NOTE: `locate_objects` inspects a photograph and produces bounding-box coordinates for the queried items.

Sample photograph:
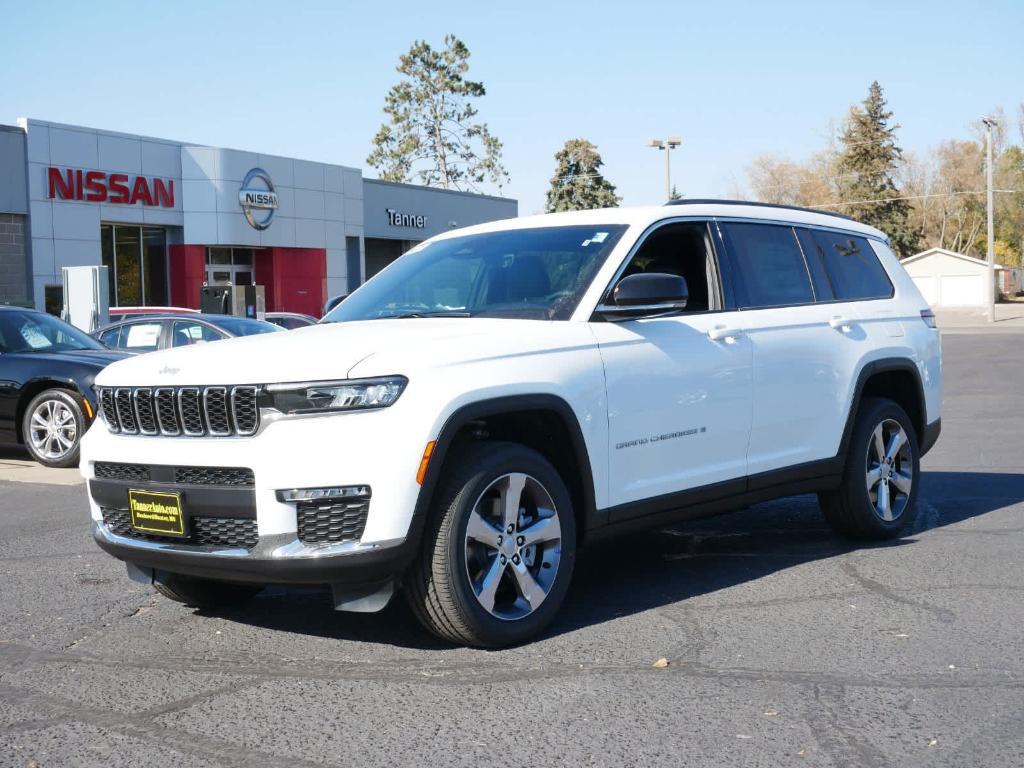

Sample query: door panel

[592,312,752,513]
[741,303,866,474]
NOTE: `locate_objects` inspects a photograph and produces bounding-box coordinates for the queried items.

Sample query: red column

[168,245,206,309]
[259,247,326,316]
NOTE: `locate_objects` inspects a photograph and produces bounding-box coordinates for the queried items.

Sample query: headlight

[266,376,407,414]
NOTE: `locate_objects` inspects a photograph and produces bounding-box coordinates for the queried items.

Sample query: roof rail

[664,198,855,221]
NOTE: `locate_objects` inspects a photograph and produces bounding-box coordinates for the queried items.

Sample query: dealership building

[0,118,517,316]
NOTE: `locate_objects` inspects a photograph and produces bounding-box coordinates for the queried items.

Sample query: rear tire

[153,572,264,609]
[405,441,576,648]
[819,397,920,540]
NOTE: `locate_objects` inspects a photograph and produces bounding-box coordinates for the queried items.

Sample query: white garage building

[902,247,1000,308]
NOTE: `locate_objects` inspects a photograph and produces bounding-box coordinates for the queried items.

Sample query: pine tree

[545,139,621,212]
[836,82,920,256]
[367,35,508,192]
[669,184,683,201]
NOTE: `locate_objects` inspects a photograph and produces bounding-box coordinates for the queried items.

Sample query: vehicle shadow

[204,470,1024,650]
[0,444,31,461]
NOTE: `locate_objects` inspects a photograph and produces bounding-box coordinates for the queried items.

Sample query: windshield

[323,224,628,322]
[0,310,105,354]
[215,317,284,337]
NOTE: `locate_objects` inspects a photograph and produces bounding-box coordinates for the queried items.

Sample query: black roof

[664,198,854,221]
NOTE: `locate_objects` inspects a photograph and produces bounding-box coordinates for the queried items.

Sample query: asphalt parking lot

[1,332,1022,768]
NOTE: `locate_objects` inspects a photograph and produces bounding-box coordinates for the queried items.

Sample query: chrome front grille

[97,386,260,437]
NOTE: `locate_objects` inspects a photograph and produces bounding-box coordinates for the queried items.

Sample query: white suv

[83,201,942,647]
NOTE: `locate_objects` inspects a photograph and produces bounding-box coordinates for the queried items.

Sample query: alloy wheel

[28,399,78,461]
[865,418,913,522]
[464,472,563,620]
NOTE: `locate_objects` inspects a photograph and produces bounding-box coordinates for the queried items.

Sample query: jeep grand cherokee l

[82,201,942,647]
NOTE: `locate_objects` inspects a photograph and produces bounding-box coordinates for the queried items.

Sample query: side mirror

[598,272,688,319]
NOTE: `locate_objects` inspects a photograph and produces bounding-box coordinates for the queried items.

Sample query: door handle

[708,326,742,343]
[829,316,854,332]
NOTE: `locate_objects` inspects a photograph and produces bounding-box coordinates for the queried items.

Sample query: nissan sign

[238,168,278,230]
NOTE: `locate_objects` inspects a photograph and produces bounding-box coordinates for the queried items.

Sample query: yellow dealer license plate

[128,490,186,537]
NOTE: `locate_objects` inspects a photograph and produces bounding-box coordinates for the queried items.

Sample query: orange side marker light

[416,441,436,485]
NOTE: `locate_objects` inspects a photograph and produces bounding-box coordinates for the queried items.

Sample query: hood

[9,348,130,368]
[94,318,594,387]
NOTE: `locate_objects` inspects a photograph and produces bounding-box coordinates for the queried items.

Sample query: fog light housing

[276,485,371,502]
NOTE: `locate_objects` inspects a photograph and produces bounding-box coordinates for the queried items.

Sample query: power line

[809,189,1020,209]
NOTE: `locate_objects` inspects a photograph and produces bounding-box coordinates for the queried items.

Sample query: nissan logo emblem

[238,168,279,230]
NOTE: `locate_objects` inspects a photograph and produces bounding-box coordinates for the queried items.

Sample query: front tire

[405,441,577,648]
[819,398,920,540]
[153,572,264,609]
[22,389,86,469]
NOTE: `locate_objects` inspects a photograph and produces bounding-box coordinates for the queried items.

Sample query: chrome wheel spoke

[519,515,561,547]
[499,473,527,530]
[475,556,505,613]
[511,559,547,606]
[31,413,49,430]
[876,481,892,521]
[872,425,886,463]
[885,429,907,462]
[866,464,883,490]
[466,510,501,548]
[891,470,913,495]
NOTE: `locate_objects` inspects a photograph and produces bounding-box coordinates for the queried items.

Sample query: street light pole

[983,117,997,324]
[646,136,682,201]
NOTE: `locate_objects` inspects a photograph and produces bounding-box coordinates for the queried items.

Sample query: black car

[265,311,318,330]
[91,313,282,353]
[0,307,127,468]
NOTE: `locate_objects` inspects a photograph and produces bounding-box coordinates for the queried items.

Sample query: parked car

[83,201,941,647]
[107,306,201,323]
[323,294,347,315]
[0,306,127,467]
[91,314,282,353]
[265,312,317,330]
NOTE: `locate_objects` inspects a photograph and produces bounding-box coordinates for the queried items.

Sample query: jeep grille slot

[115,388,137,434]
[99,389,120,432]
[96,386,261,438]
[134,388,158,435]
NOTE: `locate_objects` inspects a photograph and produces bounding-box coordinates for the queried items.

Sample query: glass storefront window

[143,228,168,306]
[205,247,257,286]
[102,224,169,307]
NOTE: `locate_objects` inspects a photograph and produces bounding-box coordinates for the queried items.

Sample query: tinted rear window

[801,229,893,301]
[722,223,813,308]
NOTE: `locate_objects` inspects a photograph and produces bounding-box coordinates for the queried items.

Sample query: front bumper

[92,520,420,586]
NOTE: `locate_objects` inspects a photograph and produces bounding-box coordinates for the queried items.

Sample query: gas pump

[61,265,110,331]
[199,285,266,320]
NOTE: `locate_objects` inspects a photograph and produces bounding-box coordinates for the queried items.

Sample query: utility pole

[983,117,997,323]
[646,136,682,201]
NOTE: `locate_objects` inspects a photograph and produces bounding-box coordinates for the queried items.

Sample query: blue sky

[3,0,1021,213]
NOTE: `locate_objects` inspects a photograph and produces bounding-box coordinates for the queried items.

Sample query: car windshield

[214,317,284,337]
[323,224,628,322]
[0,310,104,354]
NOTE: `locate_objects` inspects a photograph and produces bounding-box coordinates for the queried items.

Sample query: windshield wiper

[385,310,473,319]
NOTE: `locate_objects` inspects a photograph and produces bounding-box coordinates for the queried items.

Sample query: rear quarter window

[802,229,893,301]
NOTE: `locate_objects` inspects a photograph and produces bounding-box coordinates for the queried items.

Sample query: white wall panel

[294,217,326,249]
[141,141,180,177]
[98,134,142,173]
[49,127,98,167]
[52,201,100,240]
